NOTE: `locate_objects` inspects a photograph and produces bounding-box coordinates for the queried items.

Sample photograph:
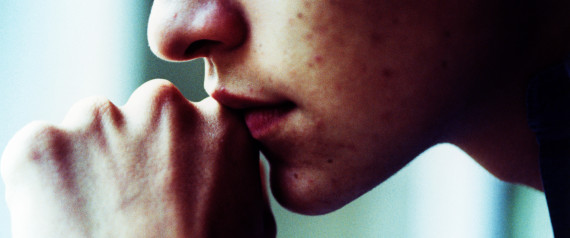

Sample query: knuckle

[74,96,115,118]
[62,96,123,131]
[1,121,70,181]
[125,79,197,124]
[143,79,185,107]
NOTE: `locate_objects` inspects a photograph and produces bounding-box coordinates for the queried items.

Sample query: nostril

[184,40,221,58]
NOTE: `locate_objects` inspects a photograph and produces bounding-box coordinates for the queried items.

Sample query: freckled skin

[148,0,570,215]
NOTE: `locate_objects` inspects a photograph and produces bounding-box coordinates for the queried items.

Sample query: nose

[147,0,248,61]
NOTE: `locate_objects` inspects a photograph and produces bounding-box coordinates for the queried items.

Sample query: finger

[122,79,199,130]
[196,96,252,142]
[1,121,68,186]
[0,121,84,237]
[60,96,123,133]
[259,158,277,237]
[0,120,77,231]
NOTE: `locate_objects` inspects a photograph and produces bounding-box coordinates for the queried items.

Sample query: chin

[268,165,365,215]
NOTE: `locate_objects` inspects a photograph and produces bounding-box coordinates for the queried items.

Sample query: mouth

[210,87,296,139]
[243,102,295,139]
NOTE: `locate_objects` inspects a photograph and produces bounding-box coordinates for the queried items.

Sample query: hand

[1,79,275,238]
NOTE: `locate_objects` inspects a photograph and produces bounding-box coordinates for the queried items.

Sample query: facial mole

[294,173,299,179]
[327,159,333,164]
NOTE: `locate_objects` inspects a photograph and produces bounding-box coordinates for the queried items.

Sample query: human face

[148,0,528,214]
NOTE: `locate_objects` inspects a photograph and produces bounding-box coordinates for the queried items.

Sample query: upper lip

[210,87,293,110]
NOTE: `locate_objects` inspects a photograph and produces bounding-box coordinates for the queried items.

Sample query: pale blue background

[0,1,553,237]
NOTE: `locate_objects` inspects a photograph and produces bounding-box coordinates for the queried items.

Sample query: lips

[210,87,296,139]
[243,102,295,138]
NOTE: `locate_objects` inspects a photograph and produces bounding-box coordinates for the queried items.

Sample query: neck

[445,61,543,190]
[450,97,542,190]
[443,5,570,190]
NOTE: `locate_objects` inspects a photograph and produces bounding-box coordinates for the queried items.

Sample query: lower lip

[244,103,295,139]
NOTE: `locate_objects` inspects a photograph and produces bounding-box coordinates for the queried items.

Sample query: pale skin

[2,81,275,237]
[3,0,570,237]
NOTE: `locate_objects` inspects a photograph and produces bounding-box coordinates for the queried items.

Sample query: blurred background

[0,1,553,237]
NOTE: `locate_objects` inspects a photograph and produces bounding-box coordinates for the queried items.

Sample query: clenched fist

[1,79,276,237]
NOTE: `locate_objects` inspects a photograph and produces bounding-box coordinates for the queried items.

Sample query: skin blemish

[294,173,299,179]
[297,13,304,19]
[308,55,323,68]
[313,55,324,63]
[327,159,333,164]
[304,33,314,40]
